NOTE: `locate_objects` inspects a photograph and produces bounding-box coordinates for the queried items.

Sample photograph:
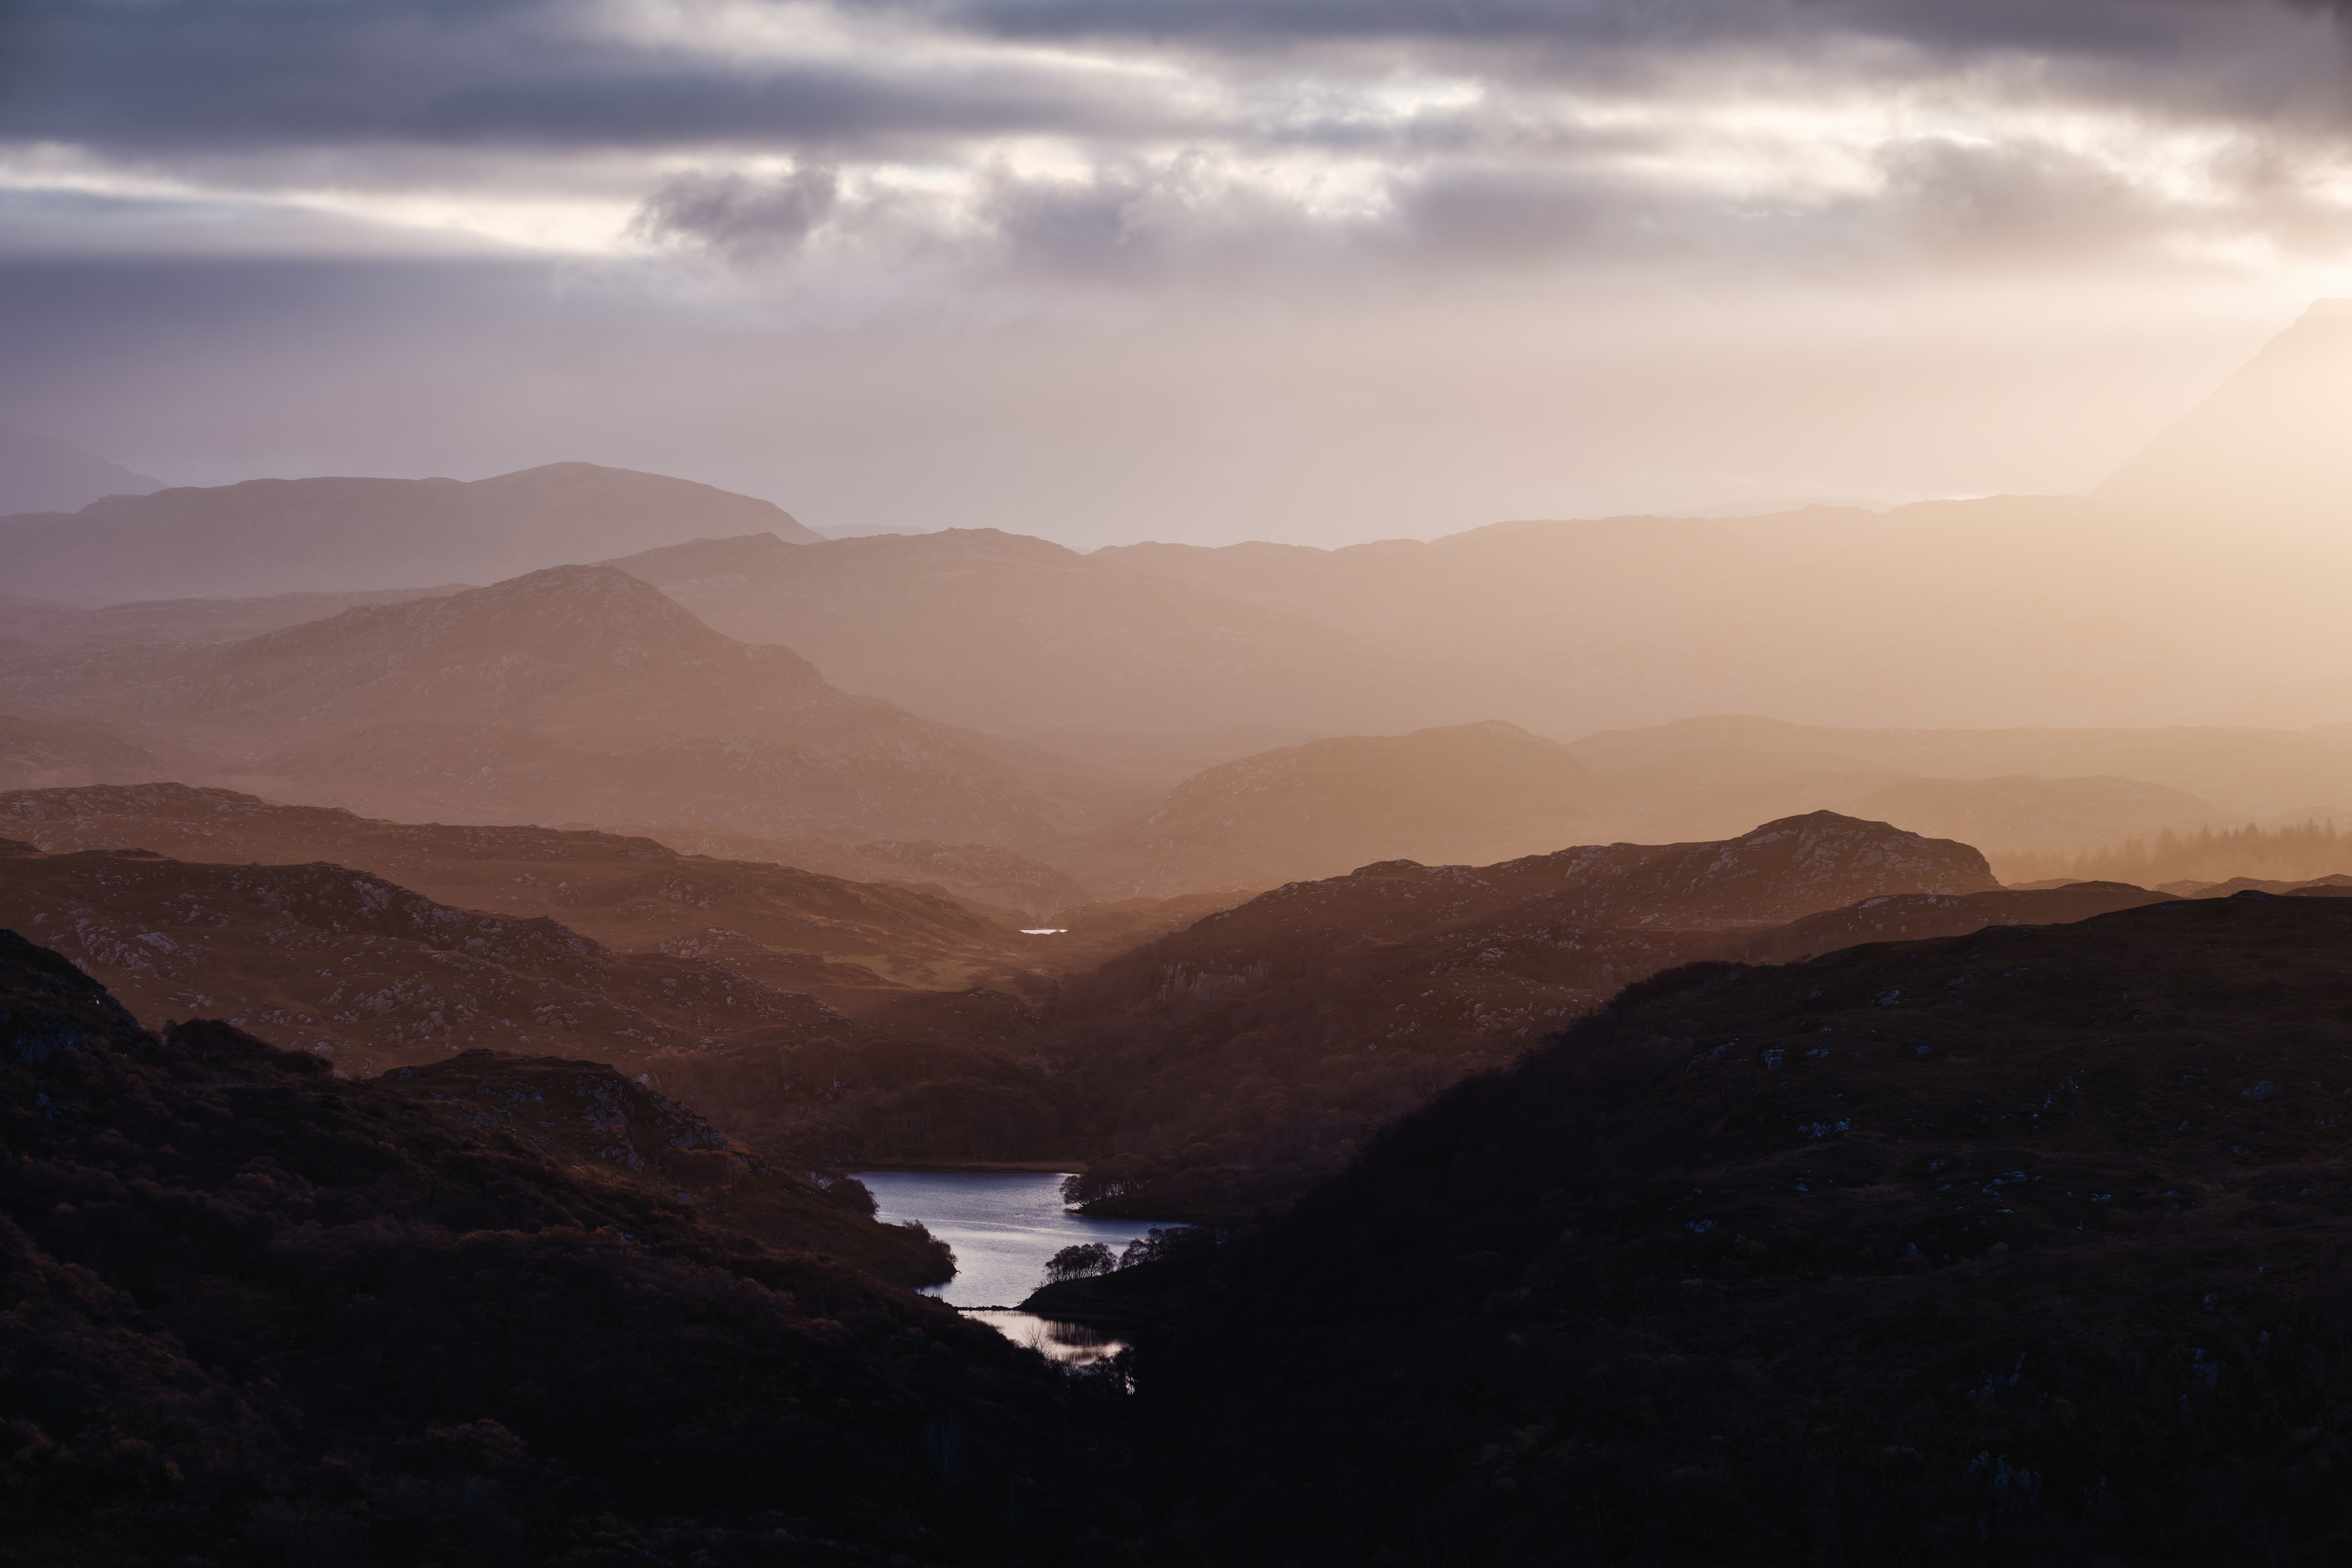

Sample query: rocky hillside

[0,823,1097,1166]
[1049,813,1999,1214]
[0,783,1058,991]
[1066,721,1598,898]
[0,461,818,600]
[0,837,860,1079]
[0,929,1120,1565]
[1144,892,2352,1563]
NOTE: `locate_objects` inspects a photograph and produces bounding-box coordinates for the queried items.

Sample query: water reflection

[962,1311,1128,1367]
[855,1169,1158,1309]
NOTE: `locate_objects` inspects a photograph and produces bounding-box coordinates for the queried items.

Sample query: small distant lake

[855,1169,1166,1365]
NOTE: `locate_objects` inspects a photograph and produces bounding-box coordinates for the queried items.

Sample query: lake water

[854,1169,1162,1365]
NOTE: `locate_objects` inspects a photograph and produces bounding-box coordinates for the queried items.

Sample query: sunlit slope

[2100,297,2352,519]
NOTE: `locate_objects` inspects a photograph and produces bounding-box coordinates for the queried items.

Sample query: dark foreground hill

[1131,893,2352,1565]
[0,929,1133,1567]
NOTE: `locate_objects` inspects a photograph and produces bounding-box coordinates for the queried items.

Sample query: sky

[3,0,2351,548]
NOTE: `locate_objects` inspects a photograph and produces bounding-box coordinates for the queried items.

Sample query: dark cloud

[632,167,841,261]
[3,0,2341,166]
[0,0,1168,153]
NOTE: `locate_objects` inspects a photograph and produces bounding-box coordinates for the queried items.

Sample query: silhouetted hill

[0,928,1123,1565]
[1068,721,1596,897]
[0,462,818,601]
[0,423,164,513]
[1145,893,2352,1563]
[1049,813,1998,1214]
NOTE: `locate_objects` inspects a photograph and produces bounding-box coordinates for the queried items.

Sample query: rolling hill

[1048,811,2004,1214]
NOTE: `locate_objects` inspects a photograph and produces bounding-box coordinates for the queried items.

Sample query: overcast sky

[3,0,2350,546]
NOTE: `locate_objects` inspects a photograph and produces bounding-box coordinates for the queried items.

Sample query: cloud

[632,166,841,261]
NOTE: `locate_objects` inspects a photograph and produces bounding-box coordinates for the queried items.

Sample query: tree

[1045,1243,1118,1283]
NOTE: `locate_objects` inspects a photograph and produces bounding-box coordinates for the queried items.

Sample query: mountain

[1066,721,1598,899]
[0,423,164,514]
[0,928,1120,1565]
[604,529,1432,761]
[1136,893,2352,1563]
[1048,811,1999,1214]
[0,462,818,601]
[1084,495,2352,735]
[0,565,1094,847]
[2099,298,2352,518]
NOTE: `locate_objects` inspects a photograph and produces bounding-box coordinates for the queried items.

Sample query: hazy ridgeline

[1995,819,2352,889]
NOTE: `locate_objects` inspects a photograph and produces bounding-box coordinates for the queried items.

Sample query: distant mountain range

[0,461,816,601]
[0,565,1134,847]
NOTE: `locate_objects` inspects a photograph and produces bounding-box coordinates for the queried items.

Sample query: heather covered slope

[0,783,1058,991]
[1050,813,2000,1213]
[0,461,818,601]
[1067,721,1597,898]
[0,833,1104,1166]
[1146,893,2352,1565]
[0,837,863,1079]
[0,929,1128,1566]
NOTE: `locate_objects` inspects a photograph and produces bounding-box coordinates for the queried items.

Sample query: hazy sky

[4,0,2351,547]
